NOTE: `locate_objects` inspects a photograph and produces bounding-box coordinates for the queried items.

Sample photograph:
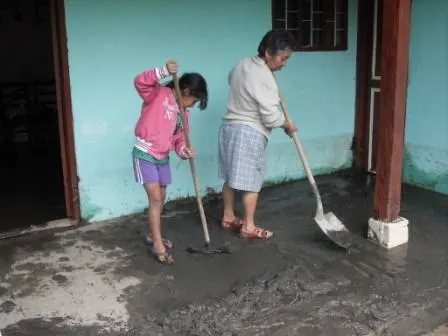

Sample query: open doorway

[0,0,79,234]
[354,0,383,174]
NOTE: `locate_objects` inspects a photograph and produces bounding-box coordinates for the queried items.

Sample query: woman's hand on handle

[282,120,297,137]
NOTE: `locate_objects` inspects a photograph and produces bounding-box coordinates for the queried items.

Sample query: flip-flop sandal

[240,227,274,239]
[221,218,244,231]
[145,236,174,249]
[151,249,174,265]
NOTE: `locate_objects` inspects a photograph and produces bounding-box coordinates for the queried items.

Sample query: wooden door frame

[354,0,412,173]
[50,0,80,221]
[354,0,376,171]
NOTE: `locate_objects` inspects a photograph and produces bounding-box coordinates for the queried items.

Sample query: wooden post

[374,0,411,221]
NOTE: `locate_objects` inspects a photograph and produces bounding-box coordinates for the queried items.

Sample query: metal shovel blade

[314,212,357,249]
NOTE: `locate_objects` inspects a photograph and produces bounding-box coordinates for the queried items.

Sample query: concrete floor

[0,171,448,336]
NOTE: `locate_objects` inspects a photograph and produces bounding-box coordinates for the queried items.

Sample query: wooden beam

[374,0,411,221]
[50,0,81,220]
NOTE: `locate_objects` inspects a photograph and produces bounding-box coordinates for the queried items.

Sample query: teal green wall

[64,0,358,221]
[404,0,448,195]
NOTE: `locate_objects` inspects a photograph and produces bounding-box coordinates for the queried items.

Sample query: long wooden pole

[172,75,210,245]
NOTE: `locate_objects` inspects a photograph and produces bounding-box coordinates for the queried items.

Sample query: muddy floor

[1,171,448,335]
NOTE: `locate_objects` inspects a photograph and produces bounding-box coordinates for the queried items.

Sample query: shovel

[277,88,355,249]
[172,73,232,255]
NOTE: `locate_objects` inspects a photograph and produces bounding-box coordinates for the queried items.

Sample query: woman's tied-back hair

[166,73,208,110]
[257,30,296,57]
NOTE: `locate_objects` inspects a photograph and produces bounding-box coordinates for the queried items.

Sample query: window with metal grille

[272,0,349,51]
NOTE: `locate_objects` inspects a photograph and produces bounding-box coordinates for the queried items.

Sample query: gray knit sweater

[222,56,285,138]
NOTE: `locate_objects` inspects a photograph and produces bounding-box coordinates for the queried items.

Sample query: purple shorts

[133,157,172,186]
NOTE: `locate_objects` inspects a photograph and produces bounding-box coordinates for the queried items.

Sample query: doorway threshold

[0,218,78,241]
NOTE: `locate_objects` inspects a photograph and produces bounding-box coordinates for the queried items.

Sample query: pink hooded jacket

[133,66,189,160]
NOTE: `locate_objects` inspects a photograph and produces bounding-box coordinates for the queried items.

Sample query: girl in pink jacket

[132,60,208,264]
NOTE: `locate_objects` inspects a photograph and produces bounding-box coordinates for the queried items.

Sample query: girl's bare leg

[144,183,165,253]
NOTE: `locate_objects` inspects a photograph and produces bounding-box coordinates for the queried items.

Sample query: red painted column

[374,0,412,221]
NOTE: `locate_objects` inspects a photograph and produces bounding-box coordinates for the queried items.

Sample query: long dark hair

[166,73,208,110]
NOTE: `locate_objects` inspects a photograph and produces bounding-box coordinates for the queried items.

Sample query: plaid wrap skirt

[218,123,267,192]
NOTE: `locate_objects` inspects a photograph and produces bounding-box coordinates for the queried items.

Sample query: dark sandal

[146,237,173,249]
[152,250,174,265]
[240,227,273,239]
[222,218,244,231]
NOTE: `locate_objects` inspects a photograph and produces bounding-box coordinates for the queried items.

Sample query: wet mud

[1,171,448,335]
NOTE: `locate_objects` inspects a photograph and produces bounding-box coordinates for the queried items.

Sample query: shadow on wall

[403,145,448,195]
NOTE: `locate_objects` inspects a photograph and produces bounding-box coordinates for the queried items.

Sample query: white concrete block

[368,216,409,249]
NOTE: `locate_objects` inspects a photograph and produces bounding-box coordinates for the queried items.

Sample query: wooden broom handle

[173,74,210,244]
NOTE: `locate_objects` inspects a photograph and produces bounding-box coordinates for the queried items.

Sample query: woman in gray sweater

[218,30,297,239]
